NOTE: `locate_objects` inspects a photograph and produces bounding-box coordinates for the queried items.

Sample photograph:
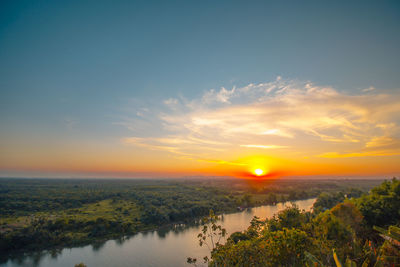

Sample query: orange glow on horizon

[1,141,399,178]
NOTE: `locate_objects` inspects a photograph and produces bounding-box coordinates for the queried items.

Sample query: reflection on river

[2,198,315,267]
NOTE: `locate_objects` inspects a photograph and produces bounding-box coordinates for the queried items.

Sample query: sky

[0,0,399,178]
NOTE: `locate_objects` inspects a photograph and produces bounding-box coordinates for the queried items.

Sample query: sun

[254,168,264,176]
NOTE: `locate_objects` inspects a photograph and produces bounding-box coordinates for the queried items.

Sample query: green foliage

[313,192,346,213]
[0,179,239,255]
[373,225,400,265]
[354,178,400,227]
[204,205,314,266]
[313,188,363,214]
[331,202,363,233]
[228,231,251,243]
[202,178,399,267]
[197,210,227,250]
[211,227,310,266]
[187,210,227,265]
[305,250,324,267]
[0,177,381,260]
[267,203,308,231]
[239,193,253,206]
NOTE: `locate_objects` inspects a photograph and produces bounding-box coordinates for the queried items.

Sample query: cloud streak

[121,78,400,166]
[240,145,289,149]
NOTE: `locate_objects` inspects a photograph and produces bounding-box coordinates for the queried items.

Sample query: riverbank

[0,195,314,263]
[2,198,317,267]
[1,178,381,263]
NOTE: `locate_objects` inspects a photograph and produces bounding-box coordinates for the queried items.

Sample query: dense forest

[0,177,381,263]
[192,178,400,266]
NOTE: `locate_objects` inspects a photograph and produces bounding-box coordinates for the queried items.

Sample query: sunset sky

[1,1,399,178]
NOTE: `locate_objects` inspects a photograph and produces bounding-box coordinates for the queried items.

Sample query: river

[2,198,315,267]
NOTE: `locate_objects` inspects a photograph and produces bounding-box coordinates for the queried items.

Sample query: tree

[355,178,400,227]
[187,210,227,266]
[330,202,363,234]
[211,227,310,266]
[313,192,345,213]
[267,204,307,231]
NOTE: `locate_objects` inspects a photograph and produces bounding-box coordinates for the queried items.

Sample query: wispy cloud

[261,129,293,138]
[240,145,289,149]
[362,86,376,92]
[319,151,400,158]
[64,117,78,130]
[120,77,400,163]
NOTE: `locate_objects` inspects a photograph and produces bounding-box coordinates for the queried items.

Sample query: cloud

[365,136,398,148]
[318,136,400,158]
[196,158,247,166]
[261,129,293,138]
[319,151,400,158]
[240,145,289,149]
[362,86,376,92]
[64,117,78,130]
[120,77,400,163]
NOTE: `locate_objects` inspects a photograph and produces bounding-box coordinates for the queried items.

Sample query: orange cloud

[121,78,400,175]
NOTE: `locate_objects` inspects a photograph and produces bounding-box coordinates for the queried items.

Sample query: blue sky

[1,1,400,177]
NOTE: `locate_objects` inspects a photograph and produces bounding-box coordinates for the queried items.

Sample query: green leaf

[344,257,356,267]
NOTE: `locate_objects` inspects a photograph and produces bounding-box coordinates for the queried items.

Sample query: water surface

[2,198,315,267]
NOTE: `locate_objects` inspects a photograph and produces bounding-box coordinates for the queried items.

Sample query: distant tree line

[0,177,380,259]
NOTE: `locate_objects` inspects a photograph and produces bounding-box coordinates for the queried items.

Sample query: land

[207,178,400,266]
[0,177,383,262]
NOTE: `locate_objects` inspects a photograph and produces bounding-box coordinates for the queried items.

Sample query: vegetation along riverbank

[0,177,382,262]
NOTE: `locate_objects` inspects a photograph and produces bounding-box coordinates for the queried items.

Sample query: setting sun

[0,1,399,266]
[254,168,264,176]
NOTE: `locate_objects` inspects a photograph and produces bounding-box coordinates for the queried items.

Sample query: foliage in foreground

[193,178,400,266]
